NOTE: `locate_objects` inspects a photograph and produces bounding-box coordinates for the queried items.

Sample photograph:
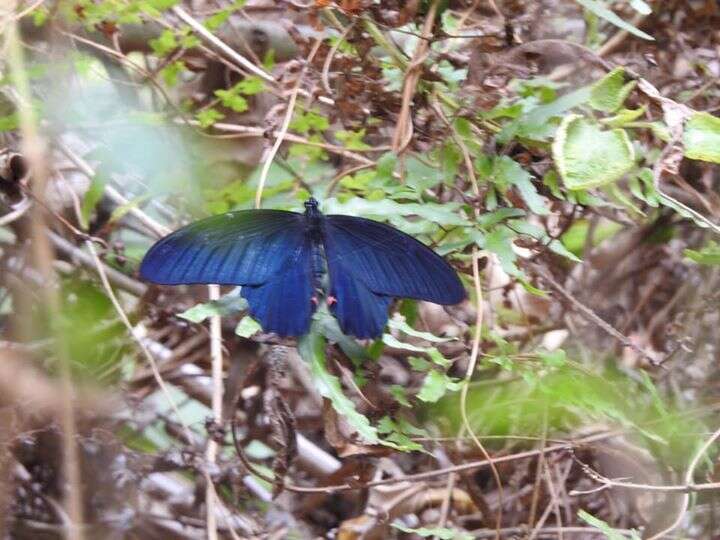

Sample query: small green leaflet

[578,510,641,540]
[684,242,720,265]
[391,521,473,540]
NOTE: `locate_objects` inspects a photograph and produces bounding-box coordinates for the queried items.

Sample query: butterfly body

[140,198,465,338]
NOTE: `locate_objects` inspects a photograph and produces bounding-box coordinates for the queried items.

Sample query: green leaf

[498,86,592,144]
[178,288,247,323]
[108,194,152,226]
[149,29,178,56]
[388,315,456,343]
[684,112,720,164]
[392,521,473,540]
[590,67,637,112]
[684,242,720,265]
[383,334,428,352]
[79,175,106,230]
[484,227,521,277]
[538,349,566,367]
[196,108,225,128]
[492,156,549,215]
[0,113,19,132]
[602,106,646,128]
[417,370,462,403]
[204,10,230,31]
[298,330,380,444]
[235,315,261,337]
[553,114,635,189]
[235,76,265,95]
[574,0,654,40]
[376,417,423,451]
[290,111,329,134]
[335,129,371,150]
[160,60,186,87]
[215,89,248,113]
[578,510,641,540]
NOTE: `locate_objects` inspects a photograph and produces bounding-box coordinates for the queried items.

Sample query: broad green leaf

[684,243,720,265]
[683,112,720,164]
[235,315,261,337]
[178,288,247,323]
[574,0,654,40]
[417,370,462,403]
[553,114,635,189]
[590,67,637,112]
[298,330,380,444]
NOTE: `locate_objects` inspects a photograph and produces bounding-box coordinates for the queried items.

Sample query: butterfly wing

[140,210,314,336]
[322,214,465,338]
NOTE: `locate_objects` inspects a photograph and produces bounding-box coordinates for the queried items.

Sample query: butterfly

[139,198,466,338]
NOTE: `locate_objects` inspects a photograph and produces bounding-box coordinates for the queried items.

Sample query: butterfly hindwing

[328,266,393,339]
[322,215,466,303]
[241,237,314,337]
[321,214,465,338]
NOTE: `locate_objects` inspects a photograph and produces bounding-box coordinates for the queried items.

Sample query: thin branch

[171,6,275,85]
[255,37,322,209]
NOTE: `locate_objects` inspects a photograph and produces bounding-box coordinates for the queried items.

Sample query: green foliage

[298,329,382,445]
[574,0,654,40]
[196,107,225,128]
[417,370,462,403]
[683,112,720,164]
[590,67,637,112]
[391,521,473,540]
[684,242,720,265]
[178,288,247,322]
[578,510,641,539]
[553,114,635,189]
[235,315,261,337]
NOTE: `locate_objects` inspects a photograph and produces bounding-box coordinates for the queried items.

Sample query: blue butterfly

[139,198,466,338]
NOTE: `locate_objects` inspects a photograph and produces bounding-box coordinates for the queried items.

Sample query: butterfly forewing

[139,210,305,285]
[139,209,316,336]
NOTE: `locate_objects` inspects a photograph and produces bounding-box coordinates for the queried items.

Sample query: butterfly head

[304,197,321,218]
